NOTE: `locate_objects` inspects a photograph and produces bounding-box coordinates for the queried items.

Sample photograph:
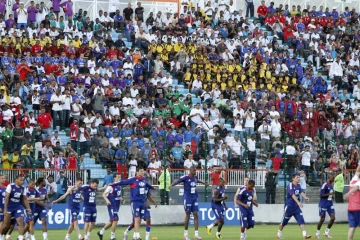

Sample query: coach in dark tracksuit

[265,166,278,204]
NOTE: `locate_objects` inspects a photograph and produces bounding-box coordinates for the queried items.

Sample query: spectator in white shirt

[270,116,282,138]
[50,89,63,130]
[189,103,204,129]
[300,145,312,179]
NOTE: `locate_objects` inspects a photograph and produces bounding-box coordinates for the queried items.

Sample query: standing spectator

[258,119,271,153]
[134,2,144,22]
[128,154,137,178]
[103,168,114,186]
[16,2,27,28]
[334,168,344,203]
[257,0,268,24]
[123,3,133,21]
[60,0,73,20]
[265,166,277,204]
[244,108,256,135]
[27,1,37,25]
[20,142,34,168]
[12,121,24,151]
[37,108,53,139]
[50,89,64,131]
[245,0,254,17]
[247,134,256,169]
[12,0,20,22]
[300,145,311,179]
[159,166,170,205]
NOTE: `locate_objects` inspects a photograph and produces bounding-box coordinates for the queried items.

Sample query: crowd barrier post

[244,132,249,176]
[204,133,208,202]
[77,127,81,174]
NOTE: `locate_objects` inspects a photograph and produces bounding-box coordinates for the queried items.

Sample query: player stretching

[53,177,84,240]
[344,164,360,240]
[79,179,102,240]
[206,178,228,239]
[0,175,31,240]
[98,173,122,240]
[111,167,154,240]
[316,174,336,239]
[277,173,311,240]
[33,178,51,240]
[171,166,209,240]
[123,183,158,240]
[24,179,42,240]
[236,179,258,240]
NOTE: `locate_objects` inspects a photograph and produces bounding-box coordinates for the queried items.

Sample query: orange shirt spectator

[16,60,30,81]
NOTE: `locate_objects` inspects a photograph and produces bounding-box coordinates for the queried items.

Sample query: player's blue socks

[146,224,151,232]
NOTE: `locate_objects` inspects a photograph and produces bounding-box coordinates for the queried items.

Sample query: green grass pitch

[28,224,351,239]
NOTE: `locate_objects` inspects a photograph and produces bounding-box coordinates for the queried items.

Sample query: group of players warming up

[1,165,360,240]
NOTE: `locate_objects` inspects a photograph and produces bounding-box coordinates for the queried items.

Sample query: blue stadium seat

[192,98,201,105]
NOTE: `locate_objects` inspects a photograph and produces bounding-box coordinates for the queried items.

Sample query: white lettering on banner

[55,211,64,224]
[46,209,84,226]
[199,207,241,222]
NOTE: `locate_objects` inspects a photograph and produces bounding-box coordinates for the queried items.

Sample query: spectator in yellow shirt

[20,142,34,168]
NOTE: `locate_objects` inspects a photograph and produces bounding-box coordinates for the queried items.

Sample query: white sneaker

[183,235,191,240]
[315,232,321,238]
[323,232,332,238]
[276,233,284,239]
[195,235,202,240]
[123,232,128,240]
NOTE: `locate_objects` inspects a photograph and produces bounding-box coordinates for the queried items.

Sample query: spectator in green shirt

[334,168,344,203]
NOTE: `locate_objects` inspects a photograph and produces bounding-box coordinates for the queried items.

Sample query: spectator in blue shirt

[170,142,183,168]
[103,168,114,186]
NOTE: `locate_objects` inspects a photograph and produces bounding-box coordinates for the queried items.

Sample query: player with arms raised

[316,173,336,238]
[236,179,258,240]
[53,177,84,240]
[111,167,154,240]
[206,178,228,239]
[276,173,311,240]
[344,164,360,240]
[0,175,31,240]
[98,173,122,240]
[171,166,209,240]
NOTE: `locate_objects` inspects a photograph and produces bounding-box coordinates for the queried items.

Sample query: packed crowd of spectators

[0,0,359,186]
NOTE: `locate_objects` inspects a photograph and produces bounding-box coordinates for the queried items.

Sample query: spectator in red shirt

[271,153,283,170]
[284,27,294,46]
[16,59,30,81]
[37,108,53,140]
[257,0,268,24]
[31,40,42,55]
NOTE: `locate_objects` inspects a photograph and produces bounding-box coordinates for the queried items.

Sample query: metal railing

[0,169,88,185]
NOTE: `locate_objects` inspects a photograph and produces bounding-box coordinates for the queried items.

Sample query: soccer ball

[151,237,158,240]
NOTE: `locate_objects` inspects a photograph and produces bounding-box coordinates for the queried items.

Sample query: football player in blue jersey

[0,175,31,240]
[98,173,122,240]
[236,179,258,240]
[206,178,228,239]
[0,175,6,231]
[123,182,158,240]
[277,173,311,240]
[79,179,104,240]
[33,178,51,240]
[23,179,42,240]
[111,167,154,240]
[0,174,17,240]
[316,173,336,238]
[171,166,209,240]
[53,177,84,240]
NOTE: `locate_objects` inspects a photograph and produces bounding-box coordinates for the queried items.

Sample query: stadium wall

[39,203,348,229]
